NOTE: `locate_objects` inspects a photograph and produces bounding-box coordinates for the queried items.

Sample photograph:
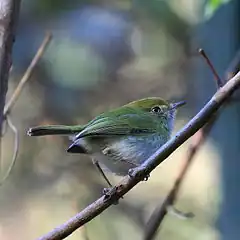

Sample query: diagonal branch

[0,115,19,186]
[38,70,240,240]
[4,32,52,116]
[198,49,223,87]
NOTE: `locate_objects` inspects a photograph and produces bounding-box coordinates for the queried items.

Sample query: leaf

[204,0,232,20]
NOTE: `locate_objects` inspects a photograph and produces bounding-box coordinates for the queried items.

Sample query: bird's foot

[143,174,150,181]
[128,167,150,181]
[103,186,123,205]
[102,187,112,195]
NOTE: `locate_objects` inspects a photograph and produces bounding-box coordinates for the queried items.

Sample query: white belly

[90,134,168,176]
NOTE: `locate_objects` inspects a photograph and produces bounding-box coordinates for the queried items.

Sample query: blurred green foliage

[204,0,232,19]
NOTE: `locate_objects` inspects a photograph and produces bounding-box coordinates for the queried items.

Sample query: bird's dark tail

[27,125,84,136]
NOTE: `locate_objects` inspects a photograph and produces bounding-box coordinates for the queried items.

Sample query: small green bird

[28,97,185,185]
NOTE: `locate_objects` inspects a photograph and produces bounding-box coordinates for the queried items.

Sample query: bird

[28,97,185,186]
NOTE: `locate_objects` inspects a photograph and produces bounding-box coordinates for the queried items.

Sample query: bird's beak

[170,100,186,110]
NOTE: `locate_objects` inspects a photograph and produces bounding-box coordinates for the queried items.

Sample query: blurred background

[0,0,240,239]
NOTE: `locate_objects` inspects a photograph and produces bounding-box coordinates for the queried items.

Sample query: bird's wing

[74,107,157,140]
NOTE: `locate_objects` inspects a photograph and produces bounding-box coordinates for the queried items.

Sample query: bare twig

[37,71,240,240]
[4,32,52,116]
[0,33,52,185]
[0,115,19,185]
[199,48,223,87]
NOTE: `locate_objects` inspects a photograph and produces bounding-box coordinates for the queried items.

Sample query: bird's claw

[103,186,123,205]
[128,167,150,181]
[128,168,135,178]
[102,187,111,195]
[143,174,150,181]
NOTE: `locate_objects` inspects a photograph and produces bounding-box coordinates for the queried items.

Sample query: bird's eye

[151,106,162,113]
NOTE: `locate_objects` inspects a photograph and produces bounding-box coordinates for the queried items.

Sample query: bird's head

[125,97,186,132]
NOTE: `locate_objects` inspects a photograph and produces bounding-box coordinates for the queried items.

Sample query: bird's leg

[92,159,113,188]
[92,159,122,204]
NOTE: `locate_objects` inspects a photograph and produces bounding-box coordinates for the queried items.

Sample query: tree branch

[0,0,21,135]
[198,49,223,87]
[38,70,240,240]
[4,32,52,116]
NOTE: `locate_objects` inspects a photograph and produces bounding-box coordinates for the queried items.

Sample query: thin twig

[4,32,52,116]
[198,48,223,87]
[0,115,19,186]
[37,70,240,240]
[0,32,52,185]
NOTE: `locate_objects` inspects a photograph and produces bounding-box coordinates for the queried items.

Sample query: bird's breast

[108,134,168,165]
[80,133,168,176]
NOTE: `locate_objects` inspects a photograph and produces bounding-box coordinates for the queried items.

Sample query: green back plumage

[74,97,171,140]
